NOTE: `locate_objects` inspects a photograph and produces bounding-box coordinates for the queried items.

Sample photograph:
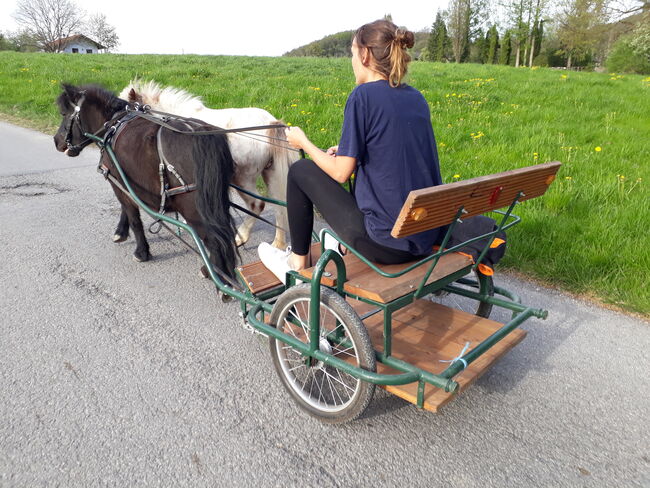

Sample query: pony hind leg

[113,209,130,242]
[262,162,289,250]
[231,180,265,247]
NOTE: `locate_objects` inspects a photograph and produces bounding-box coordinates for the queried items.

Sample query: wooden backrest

[391,161,562,238]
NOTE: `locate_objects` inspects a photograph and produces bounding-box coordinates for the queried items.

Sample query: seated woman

[259,19,443,282]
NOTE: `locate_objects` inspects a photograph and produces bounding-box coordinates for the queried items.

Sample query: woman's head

[352,19,415,87]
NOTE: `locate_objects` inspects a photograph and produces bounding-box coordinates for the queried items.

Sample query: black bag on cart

[446,215,507,277]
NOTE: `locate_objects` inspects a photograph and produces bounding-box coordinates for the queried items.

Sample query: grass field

[0,52,648,315]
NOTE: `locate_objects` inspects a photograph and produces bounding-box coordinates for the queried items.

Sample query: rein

[96,106,289,234]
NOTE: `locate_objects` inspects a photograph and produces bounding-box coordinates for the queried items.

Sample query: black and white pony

[54,83,239,284]
[120,79,296,250]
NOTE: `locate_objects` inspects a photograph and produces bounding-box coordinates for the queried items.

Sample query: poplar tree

[427,11,449,62]
[448,0,487,63]
[486,24,500,63]
[499,30,513,64]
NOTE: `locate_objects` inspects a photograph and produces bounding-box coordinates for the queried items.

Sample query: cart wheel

[269,284,376,423]
[430,270,494,318]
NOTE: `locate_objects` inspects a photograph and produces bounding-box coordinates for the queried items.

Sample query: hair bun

[395,28,415,49]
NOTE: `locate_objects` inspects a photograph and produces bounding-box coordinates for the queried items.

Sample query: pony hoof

[235,235,246,247]
[133,252,150,262]
[200,265,209,278]
[221,292,234,303]
[113,234,128,243]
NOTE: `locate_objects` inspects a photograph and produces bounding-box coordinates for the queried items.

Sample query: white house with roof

[47,34,105,53]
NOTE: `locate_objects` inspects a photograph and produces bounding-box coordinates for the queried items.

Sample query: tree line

[421,0,648,73]
[284,3,648,74]
[0,0,119,52]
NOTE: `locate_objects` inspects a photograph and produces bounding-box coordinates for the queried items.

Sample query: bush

[532,53,549,67]
[607,37,650,74]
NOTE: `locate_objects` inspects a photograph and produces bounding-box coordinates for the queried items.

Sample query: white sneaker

[323,233,343,256]
[258,242,292,285]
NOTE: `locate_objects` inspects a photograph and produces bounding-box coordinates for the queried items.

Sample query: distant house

[46,34,105,54]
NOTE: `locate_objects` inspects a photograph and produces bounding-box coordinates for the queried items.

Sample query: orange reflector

[410,207,428,221]
[545,174,556,185]
[457,251,475,263]
[478,264,494,276]
[490,238,506,249]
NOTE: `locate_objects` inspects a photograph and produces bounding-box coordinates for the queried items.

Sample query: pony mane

[58,83,127,115]
[120,78,206,115]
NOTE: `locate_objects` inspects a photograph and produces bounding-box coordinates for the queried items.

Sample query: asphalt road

[1,121,648,487]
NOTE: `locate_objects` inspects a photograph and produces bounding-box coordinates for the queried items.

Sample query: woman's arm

[285,127,356,184]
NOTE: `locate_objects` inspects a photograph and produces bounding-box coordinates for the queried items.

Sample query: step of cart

[237,243,473,300]
[351,298,527,412]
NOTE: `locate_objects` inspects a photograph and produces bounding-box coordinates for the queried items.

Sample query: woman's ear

[362,47,371,66]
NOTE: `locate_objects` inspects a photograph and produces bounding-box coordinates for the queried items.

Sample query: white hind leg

[262,164,289,250]
[232,180,265,247]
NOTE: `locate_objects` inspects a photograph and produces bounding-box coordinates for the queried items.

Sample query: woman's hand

[284,126,309,150]
[326,145,339,156]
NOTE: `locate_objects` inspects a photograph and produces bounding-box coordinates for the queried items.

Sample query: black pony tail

[192,133,238,282]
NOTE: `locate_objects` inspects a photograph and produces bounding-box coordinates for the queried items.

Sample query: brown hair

[354,19,415,87]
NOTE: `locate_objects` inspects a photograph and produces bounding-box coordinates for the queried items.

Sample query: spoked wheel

[269,284,376,423]
[429,270,494,318]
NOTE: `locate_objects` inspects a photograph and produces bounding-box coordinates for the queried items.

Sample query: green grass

[1,52,649,315]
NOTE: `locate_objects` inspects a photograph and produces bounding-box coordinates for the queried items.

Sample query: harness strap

[99,164,286,233]
[133,111,286,136]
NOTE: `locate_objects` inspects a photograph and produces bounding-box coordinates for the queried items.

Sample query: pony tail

[388,29,414,87]
[192,133,239,281]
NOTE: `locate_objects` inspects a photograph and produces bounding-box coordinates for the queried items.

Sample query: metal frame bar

[91,134,548,408]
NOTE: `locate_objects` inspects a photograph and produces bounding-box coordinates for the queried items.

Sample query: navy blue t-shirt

[337,80,443,255]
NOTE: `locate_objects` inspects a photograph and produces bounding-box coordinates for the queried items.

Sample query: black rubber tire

[473,271,494,318]
[268,284,376,424]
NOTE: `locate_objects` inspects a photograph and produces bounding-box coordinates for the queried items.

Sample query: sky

[1,0,450,56]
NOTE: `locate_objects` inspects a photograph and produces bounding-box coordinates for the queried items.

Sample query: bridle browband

[64,91,96,153]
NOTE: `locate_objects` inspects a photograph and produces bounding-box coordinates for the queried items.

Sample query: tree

[526,0,549,67]
[471,27,487,62]
[448,0,470,62]
[448,0,487,62]
[84,13,119,52]
[486,24,500,63]
[13,0,84,52]
[557,0,608,68]
[505,0,532,67]
[427,11,450,62]
[499,29,513,64]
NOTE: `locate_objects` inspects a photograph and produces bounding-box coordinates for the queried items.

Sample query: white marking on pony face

[74,105,81,113]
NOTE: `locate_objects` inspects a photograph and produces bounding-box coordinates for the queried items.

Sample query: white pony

[119,79,296,249]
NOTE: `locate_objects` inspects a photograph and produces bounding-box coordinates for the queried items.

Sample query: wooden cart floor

[350,299,526,412]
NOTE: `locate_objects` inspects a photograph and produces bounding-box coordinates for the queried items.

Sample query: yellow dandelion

[453,174,461,179]
[290,104,297,107]
[565,176,572,180]
[595,146,602,152]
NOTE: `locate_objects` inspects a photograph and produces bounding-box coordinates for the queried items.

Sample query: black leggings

[287,159,420,265]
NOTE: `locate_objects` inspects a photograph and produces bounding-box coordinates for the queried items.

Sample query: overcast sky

[1,0,450,56]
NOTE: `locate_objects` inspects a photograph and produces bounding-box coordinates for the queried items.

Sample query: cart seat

[237,242,473,302]
[238,162,562,300]
[298,249,472,303]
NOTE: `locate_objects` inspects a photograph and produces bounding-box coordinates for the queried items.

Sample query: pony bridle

[65,92,95,153]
